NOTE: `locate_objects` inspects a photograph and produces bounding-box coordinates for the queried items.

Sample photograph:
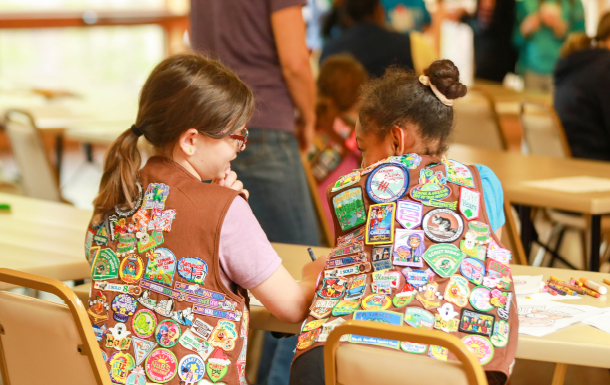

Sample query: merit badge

[318,277,347,299]
[488,248,512,265]
[144,248,177,286]
[487,259,511,279]
[496,293,512,321]
[91,248,119,280]
[344,274,366,300]
[132,309,157,338]
[85,229,95,258]
[416,282,442,309]
[325,262,371,278]
[146,348,177,383]
[462,335,494,365]
[133,337,157,365]
[371,281,392,294]
[371,244,392,261]
[388,153,422,169]
[177,257,208,284]
[422,244,465,277]
[326,253,367,269]
[155,319,181,348]
[490,320,510,348]
[100,350,108,363]
[119,255,144,284]
[209,320,238,351]
[360,157,390,175]
[297,328,321,350]
[393,283,416,307]
[111,294,137,323]
[333,188,366,232]
[206,349,231,382]
[434,303,459,333]
[444,275,471,307]
[318,317,347,343]
[410,168,452,207]
[361,294,391,310]
[396,200,424,230]
[490,289,512,310]
[366,163,410,203]
[350,310,403,349]
[422,208,464,243]
[468,221,491,243]
[191,318,214,340]
[92,324,108,342]
[461,231,487,261]
[372,270,400,287]
[401,267,435,288]
[428,345,448,361]
[443,158,475,188]
[337,227,366,247]
[126,366,146,385]
[460,257,486,285]
[459,186,480,221]
[133,208,150,232]
[179,330,213,360]
[331,171,361,192]
[87,290,109,323]
[459,308,494,337]
[143,183,170,210]
[137,230,163,253]
[365,202,396,244]
[302,318,329,332]
[117,233,136,255]
[400,342,428,354]
[94,221,109,245]
[137,289,157,310]
[332,300,361,316]
[469,286,494,312]
[372,259,393,271]
[88,245,100,266]
[106,322,132,351]
[329,241,364,258]
[404,307,435,329]
[178,354,206,383]
[393,229,426,267]
[109,352,135,385]
[310,300,338,319]
[148,209,176,232]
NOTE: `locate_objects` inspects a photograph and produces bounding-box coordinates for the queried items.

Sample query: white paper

[513,275,544,295]
[582,310,610,334]
[517,299,608,337]
[517,293,582,302]
[522,176,610,193]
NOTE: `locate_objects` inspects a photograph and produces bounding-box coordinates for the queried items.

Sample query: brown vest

[85,157,249,385]
[293,154,518,380]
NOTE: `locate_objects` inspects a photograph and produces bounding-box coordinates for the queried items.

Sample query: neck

[156,148,202,180]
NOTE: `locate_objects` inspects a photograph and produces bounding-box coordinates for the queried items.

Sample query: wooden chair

[324,320,488,385]
[300,153,335,247]
[501,195,528,266]
[0,268,110,385]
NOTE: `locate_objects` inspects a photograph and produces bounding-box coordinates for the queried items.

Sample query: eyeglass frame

[229,127,248,152]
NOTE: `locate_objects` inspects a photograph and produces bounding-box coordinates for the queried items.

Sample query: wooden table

[448,144,610,271]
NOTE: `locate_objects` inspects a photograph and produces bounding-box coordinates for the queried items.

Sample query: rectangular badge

[371,245,392,261]
[326,253,367,269]
[350,310,403,349]
[336,227,366,247]
[329,241,364,258]
[396,200,424,230]
[393,229,426,267]
[459,186,480,221]
[459,308,494,337]
[193,304,240,321]
[325,262,371,278]
[174,281,226,301]
[365,202,396,245]
[333,188,367,232]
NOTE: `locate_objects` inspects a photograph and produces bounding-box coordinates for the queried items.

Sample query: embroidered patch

[132,309,157,338]
[396,200,424,230]
[178,354,206,383]
[106,322,132,351]
[422,208,464,243]
[302,318,329,332]
[155,319,181,348]
[459,308,495,337]
[434,303,459,332]
[400,342,428,354]
[109,351,135,384]
[459,186,481,220]
[428,345,448,361]
[443,158,475,188]
[91,248,119,280]
[328,241,364,258]
[324,262,371,278]
[401,267,435,288]
[176,257,208,284]
[332,300,361,316]
[361,294,391,310]
[365,202,396,244]
[336,227,366,247]
[119,255,144,284]
[371,244,392,261]
[317,277,348,299]
[331,171,361,192]
[146,348,177,383]
[111,294,137,323]
[132,336,157,365]
[469,286,494,312]
[387,153,422,169]
[444,275,471,307]
[490,320,510,347]
[144,183,170,210]
[310,300,338,319]
[148,209,176,232]
[460,257,486,285]
[366,163,410,203]
[206,349,231,381]
[350,310,403,349]
[144,248,177,286]
[462,335,494,365]
[344,274,367,300]
[422,244,465,277]
[404,307,435,329]
[410,168,451,206]
[393,283,416,307]
[393,229,426,267]
[333,187,367,232]
[326,253,367,269]
[209,320,238,351]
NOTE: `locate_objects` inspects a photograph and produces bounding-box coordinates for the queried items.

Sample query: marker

[604,279,610,286]
[579,277,607,295]
[307,248,316,261]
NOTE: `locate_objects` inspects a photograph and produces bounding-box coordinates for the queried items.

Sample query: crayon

[571,278,583,287]
[550,276,564,283]
[307,248,316,261]
[604,279,610,286]
[547,284,568,296]
[550,284,578,296]
[579,277,607,295]
[550,281,586,294]
[582,287,601,298]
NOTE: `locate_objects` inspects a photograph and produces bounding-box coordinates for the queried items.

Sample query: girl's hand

[301,253,328,284]
[521,13,540,36]
[213,168,250,200]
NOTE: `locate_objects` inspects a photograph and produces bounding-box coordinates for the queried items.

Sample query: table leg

[55,132,64,177]
[518,205,534,262]
[551,363,567,385]
[84,143,93,163]
[589,215,601,272]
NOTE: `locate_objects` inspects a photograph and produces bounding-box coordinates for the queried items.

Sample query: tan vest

[293,154,518,379]
[85,157,249,385]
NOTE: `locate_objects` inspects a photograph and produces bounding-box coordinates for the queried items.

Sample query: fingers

[224,170,238,187]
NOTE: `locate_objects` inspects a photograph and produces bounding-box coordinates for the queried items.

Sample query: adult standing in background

[382,0,431,33]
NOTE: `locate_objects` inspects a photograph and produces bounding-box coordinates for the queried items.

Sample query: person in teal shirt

[382,0,431,32]
[513,0,585,91]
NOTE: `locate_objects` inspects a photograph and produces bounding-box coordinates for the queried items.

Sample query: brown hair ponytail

[560,12,610,58]
[92,53,254,218]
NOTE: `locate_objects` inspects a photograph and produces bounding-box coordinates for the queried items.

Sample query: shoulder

[475,165,503,192]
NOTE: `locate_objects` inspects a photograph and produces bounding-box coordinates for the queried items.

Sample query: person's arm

[271,6,316,151]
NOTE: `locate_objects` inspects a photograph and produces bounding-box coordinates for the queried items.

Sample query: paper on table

[582,309,610,334]
[517,292,581,302]
[513,275,543,295]
[517,299,608,337]
[522,176,610,193]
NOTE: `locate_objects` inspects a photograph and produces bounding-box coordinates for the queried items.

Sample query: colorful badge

[410,168,451,206]
[132,309,157,338]
[333,188,367,232]
[100,350,108,362]
[325,262,371,278]
[332,171,361,192]
[393,283,416,307]
[297,328,321,350]
[332,300,361,316]
[326,253,367,269]
[487,259,511,279]
[371,245,392,261]
[109,352,135,384]
[328,241,364,258]
[344,274,366,300]
[209,320,238,351]
[203,349,230,382]
[302,318,329,332]
[416,282,442,309]
[396,200,424,230]
[428,345,448,361]
[393,229,426,267]
[87,290,109,323]
[365,202,396,244]
[148,209,176,232]
[444,275,471,307]
[462,335,494,365]
[422,208,464,243]
[434,303,459,332]
[117,233,137,254]
[372,259,393,271]
[191,318,214,340]
[94,221,109,245]
[317,277,347,299]
[92,324,108,342]
[350,310,403,349]
[400,342,428,354]
[137,230,163,253]
[125,366,146,385]
[401,267,435,288]
[144,183,170,210]
[360,157,390,175]
[388,153,422,169]
[488,248,512,265]
[176,257,208,284]
[459,186,480,221]
[91,249,120,280]
[443,158,475,188]
[366,163,410,203]
[371,270,400,287]
[490,320,510,348]
[468,221,491,243]
[178,354,206,383]
[490,289,512,310]
[459,308,494,337]
[371,281,392,294]
[405,308,435,329]
[132,336,157,366]
[497,292,512,321]
[310,300,338,319]
[146,348,177,383]
[361,294,391,310]
[179,330,213,360]
[422,244,465,277]
[111,294,137,323]
[460,257,486,285]
[317,317,347,343]
[469,286,494,312]
[144,248,177,286]
[106,322,132,351]
[119,255,144,284]
[336,227,366,247]
[88,245,101,266]
[155,319,181,348]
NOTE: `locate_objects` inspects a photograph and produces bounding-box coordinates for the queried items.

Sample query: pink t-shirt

[218,196,282,292]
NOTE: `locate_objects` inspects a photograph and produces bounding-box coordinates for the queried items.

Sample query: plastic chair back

[519,101,571,158]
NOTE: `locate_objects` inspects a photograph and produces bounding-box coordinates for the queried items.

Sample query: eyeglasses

[229,127,248,152]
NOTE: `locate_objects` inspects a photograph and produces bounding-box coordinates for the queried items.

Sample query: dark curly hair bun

[424,59,467,100]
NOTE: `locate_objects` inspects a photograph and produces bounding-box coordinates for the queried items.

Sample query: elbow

[281,58,311,82]
[276,309,309,324]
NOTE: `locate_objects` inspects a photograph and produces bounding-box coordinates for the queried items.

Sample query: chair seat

[546,209,610,231]
[72,282,91,304]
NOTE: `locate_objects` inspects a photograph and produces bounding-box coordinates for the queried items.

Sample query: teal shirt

[513,0,585,75]
[476,165,505,233]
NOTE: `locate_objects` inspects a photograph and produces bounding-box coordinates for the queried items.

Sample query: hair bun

[424,59,467,100]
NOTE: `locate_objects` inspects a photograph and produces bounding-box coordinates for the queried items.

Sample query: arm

[271,6,316,151]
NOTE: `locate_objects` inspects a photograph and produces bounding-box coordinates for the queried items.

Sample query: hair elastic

[419,75,454,106]
[130,124,143,137]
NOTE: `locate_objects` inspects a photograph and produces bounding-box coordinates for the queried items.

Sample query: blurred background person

[554,12,610,161]
[513,0,585,92]
[382,0,432,33]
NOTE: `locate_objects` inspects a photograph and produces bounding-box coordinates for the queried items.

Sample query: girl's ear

[389,125,416,156]
[178,128,200,156]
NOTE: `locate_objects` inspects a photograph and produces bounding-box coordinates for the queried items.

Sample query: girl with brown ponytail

[290,60,517,385]
[86,53,327,385]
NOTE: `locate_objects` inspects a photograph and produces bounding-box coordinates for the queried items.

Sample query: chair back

[324,320,488,385]
[410,31,438,75]
[501,195,528,265]
[300,153,334,247]
[3,109,62,201]
[519,101,571,158]
[452,88,508,151]
[0,268,110,385]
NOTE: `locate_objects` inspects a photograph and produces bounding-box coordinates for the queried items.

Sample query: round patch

[111,293,137,323]
[176,256,208,284]
[422,208,464,243]
[145,348,177,383]
[366,164,410,203]
[392,290,415,308]
[461,335,495,365]
[460,257,486,285]
[469,286,494,312]
[108,351,135,384]
[132,309,157,338]
[297,328,322,350]
[178,354,206,383]
[404,307,435,329]
[155,319,182,348]
[361,294,391,310]
[119,255,144,284]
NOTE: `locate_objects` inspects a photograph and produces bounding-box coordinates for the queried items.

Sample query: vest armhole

[469,165,504,248]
